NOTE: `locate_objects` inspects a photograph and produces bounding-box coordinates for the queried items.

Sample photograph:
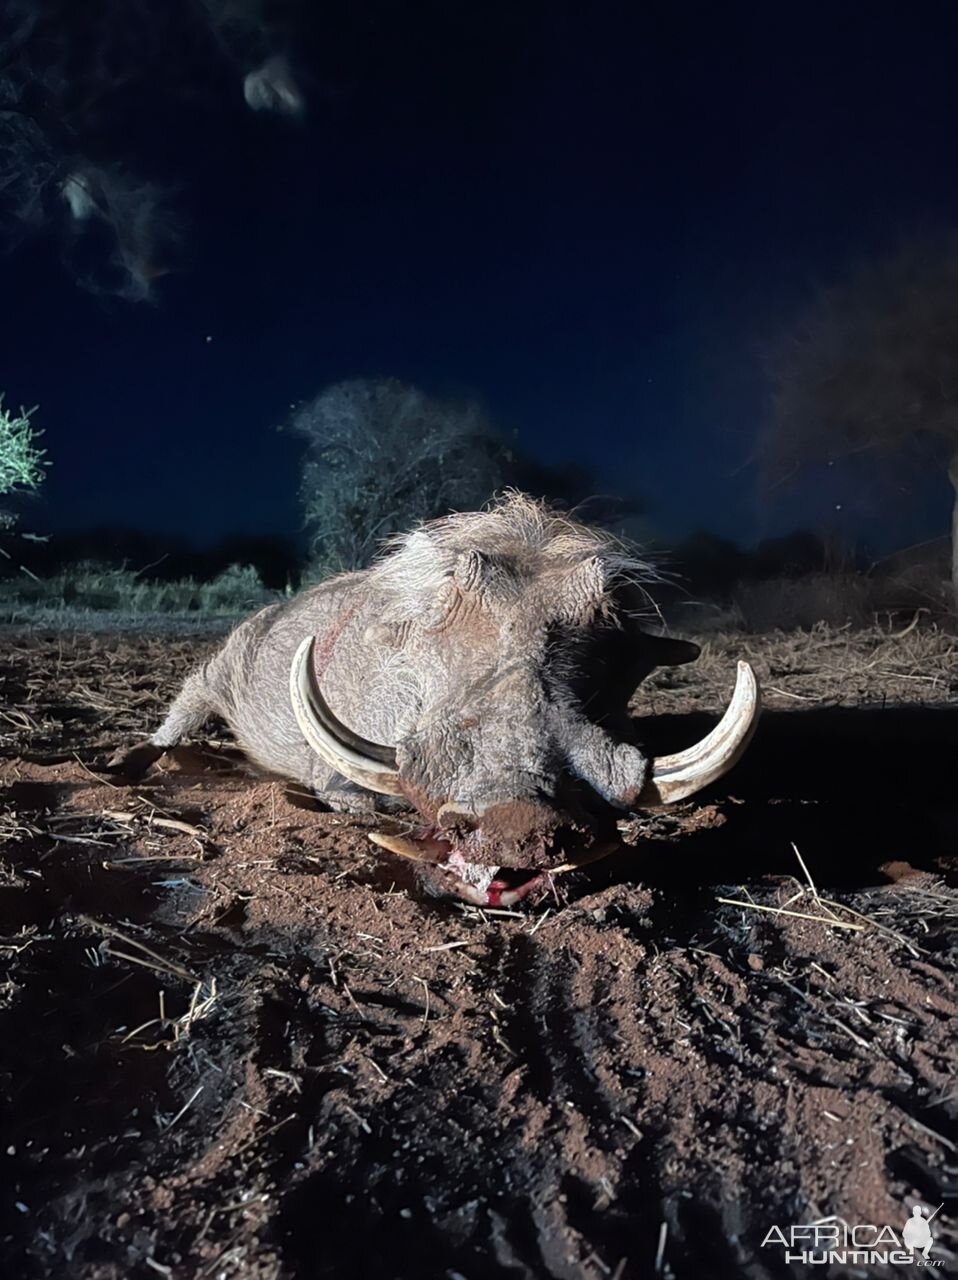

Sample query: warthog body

[114,495,758,904]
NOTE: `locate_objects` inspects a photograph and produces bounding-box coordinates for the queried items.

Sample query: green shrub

[200,564,277,612]
[0,561,277,621]
[0,397,46,527]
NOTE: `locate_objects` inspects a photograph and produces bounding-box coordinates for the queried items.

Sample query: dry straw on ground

[642,619,957,713]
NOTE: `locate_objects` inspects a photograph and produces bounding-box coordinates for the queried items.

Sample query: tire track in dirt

[490,928,651,1138]
[2,631,957,1278]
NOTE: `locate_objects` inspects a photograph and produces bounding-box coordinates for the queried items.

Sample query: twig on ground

[717,898,865,931]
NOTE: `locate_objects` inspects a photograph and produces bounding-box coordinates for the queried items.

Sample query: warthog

[111,494,759,904]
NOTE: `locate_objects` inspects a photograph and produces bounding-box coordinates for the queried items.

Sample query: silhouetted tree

[290,379,509,574]
[766,235,958,602]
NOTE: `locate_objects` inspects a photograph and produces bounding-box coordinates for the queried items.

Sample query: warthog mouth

[366,825,620,906]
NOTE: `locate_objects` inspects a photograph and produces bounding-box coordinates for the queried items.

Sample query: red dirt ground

[0,630,955,1278]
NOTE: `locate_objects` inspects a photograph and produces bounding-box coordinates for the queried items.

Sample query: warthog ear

[636,633,701,667]
[611,580,700,667]
[620,629,700,695]
[576,623,700,724]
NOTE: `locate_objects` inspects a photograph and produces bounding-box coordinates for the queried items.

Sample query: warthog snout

[437,796,569,863]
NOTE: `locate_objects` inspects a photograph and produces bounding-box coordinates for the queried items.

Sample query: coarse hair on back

[366,490,662,620]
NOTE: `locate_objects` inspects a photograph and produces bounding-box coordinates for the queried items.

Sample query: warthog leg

[106,667,219,779]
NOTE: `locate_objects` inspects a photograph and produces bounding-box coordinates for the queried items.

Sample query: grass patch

[0,561,280,629]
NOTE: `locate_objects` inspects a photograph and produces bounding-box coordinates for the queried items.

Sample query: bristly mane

[366,491,660,619]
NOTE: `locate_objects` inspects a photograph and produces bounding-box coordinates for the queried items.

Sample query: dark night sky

[3,0,958,553]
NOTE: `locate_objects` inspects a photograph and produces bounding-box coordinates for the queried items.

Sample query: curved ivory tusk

[550,840,621,874]
[368,830,437,859]
[639,660,760,805]
[653,659,759,775]
[290,636,403,796]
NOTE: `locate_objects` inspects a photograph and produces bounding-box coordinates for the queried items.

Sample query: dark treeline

[1,528,301,590]
[666,530,838,598]
[0,523,895,600]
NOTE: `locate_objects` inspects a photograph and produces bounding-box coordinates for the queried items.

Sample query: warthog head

[291,495,759,905]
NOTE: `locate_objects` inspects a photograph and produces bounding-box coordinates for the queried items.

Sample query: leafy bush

[0,397,46,527]
[199,563,277,612]
[0,561,277,621]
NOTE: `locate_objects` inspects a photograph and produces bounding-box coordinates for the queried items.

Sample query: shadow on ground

[628,704,957,886]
